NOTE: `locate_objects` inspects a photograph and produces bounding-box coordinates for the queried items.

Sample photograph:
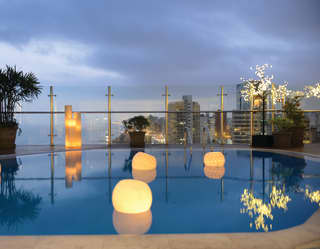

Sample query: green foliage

[122,115,150,132]
[0,65,42,127]
[283,96,306,128]
[271,117,294,132]
[271,96,306,132]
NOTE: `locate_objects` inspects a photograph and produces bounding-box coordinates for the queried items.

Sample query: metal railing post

[162,86,170,145]
[271,83,275,133]
[106,86,113,146]
[250,95,254,146]
[217,86,227,145]
[48,86,56,147]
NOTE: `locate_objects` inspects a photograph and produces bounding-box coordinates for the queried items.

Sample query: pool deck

[0,143,320,249]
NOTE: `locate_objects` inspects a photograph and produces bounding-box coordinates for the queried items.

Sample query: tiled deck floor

[0,143,320,249]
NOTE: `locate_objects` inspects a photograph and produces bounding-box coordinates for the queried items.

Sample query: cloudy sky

[0,0,319,111]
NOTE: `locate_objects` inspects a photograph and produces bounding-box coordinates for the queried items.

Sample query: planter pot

[0,126,18,150]
[129,131,146,148]
[289,127,305,147]
[252,135,273,148]
[273,132,292,148]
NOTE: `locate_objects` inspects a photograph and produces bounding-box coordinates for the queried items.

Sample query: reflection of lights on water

[112,179,152,214]
[65,151,82,188]
[305,188,320,206]
[204,166,225,179]
[240,187,291,232]
[113,209,152,235]
[132,169,156,183]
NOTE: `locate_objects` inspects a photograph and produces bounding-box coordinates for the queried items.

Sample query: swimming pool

[0,148,319,235]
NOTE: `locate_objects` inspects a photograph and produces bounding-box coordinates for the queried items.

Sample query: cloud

[0,0,319,109]
[0,40,123,85]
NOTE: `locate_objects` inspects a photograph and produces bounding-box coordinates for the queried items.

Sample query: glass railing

[5,85,319,146]
[12,110,320,146]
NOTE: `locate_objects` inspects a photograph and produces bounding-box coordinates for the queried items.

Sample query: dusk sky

[0,0,319,111]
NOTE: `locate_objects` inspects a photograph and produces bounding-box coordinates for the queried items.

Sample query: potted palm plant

[0,65,41,150]
[123,115,150,148]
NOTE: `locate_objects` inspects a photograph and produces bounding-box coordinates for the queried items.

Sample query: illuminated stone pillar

[65,105,82,148]
[73,112,82,147]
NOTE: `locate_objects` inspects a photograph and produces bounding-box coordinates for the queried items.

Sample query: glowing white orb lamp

[203,152,225,168]
[132,152,157,170]
[112,179,152,214]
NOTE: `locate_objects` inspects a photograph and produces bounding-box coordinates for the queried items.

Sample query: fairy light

[271,82,292,104]
[240,64,274,102]
[304,82,320,99]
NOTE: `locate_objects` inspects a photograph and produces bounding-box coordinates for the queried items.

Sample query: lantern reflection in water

[65,151,82,188]
[132,169,157,183]
[112,179,152,214]
[65,105,82,148]
[113,209,152,234]
[204,165,225,179]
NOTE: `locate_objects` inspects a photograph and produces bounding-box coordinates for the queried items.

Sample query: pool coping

[0,145,320,249]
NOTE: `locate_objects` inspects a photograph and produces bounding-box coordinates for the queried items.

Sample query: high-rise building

[200,113,215,144]
[168,95,200,144]
[232,83,263,144]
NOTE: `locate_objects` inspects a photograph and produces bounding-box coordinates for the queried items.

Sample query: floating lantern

[204,165,225,179]
[132,152,157,170]
[65,105,82,148]
[132,168,157,183]
[65,151,82,188]
[203,152,225,167]
[112,179,152,214]
[113,209,152,235]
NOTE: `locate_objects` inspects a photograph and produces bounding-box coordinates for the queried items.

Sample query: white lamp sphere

[112,179,152,214]
[132,152,157,170]
[204,152,225,167]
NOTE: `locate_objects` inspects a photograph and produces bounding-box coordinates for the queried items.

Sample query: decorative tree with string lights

[241,65,294,136]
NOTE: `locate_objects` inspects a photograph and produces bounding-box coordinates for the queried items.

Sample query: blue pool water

[0,148,319,235]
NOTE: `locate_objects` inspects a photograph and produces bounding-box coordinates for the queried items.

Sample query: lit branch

[240,64,274,102]
[271,82,292,104]
[304,82,320,99]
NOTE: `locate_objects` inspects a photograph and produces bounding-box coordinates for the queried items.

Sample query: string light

[304,82,320,99]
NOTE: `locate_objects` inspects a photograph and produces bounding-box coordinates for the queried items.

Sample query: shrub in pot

[283,97,306,147]
[122,116,150,148]
[271,117,294,148]
[0,65,41,150]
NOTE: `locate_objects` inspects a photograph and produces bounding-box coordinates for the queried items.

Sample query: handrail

[11,109,320,114]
